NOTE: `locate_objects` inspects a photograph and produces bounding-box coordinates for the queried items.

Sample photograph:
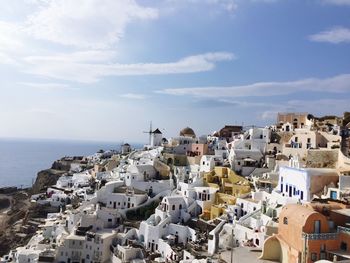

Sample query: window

[179,204,182,209]
[341,242,347,251]
[314,220,321,233]
[283,217,288,225]
[108,218,112,222]
[300,191,304,200]
[172,204,175,210]
[311,253,317,262]
[307,138,311,143]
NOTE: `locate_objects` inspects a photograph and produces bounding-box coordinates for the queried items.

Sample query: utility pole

[231,228,235,263]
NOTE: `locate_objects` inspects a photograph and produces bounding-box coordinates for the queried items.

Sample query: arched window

[172,204,175,210]
[283,217,288,225]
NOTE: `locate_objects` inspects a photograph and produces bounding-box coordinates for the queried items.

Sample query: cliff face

[31,169,66,194]
[51,160,72,171]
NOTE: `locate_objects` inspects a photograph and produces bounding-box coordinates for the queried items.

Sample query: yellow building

[203,167,251,220]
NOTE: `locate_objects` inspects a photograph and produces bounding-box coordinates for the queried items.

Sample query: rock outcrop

[31,169,66,194]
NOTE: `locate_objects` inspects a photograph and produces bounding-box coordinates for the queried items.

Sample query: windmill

[143,121,153,145]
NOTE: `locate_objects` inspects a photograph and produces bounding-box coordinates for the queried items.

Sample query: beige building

[277,112,312,131]
[282,129,341,159]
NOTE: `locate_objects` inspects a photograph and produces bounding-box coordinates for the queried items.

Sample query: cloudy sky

[0,0,350,143]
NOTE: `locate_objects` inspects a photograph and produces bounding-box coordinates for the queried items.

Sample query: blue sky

[0,0,350,143]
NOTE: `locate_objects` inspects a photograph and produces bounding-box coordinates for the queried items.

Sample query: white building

[231,128,271,153]
[151,128,163,147]
[276,163,339,202]
[200,155,217,173]
[96,181,148,210]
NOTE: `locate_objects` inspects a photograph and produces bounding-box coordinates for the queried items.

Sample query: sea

[0,138,143,188]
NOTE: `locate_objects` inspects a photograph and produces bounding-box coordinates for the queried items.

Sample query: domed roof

[180,127,196,138]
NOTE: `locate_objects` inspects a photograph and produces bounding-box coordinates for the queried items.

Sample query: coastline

[0,139,142,188]
[0,155,79,256]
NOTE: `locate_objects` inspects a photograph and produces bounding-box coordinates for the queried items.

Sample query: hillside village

[2,112,350,263]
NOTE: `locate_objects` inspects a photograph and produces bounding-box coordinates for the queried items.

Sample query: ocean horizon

[0,138,143,188]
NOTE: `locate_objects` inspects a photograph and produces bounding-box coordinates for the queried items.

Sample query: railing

[238,208,261,224]
[338,226,350,234]
[302,232,338,240]
[302,226,350,240]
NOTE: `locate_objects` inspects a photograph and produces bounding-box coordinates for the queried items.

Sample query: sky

[0,0,350,143]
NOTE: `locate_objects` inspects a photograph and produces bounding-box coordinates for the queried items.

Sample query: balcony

[302,226,350,240]
[302,232,338,240]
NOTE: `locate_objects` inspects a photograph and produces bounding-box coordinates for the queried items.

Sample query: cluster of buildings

[2,112,350,263]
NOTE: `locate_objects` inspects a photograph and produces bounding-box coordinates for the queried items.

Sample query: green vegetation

[126,200,159,221]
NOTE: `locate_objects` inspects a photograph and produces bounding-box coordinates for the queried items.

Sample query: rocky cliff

[31,169,66,194]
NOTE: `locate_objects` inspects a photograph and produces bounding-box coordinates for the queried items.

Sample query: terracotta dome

[180,127,196,138]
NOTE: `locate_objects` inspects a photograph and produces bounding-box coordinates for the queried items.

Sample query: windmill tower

[143,121,163,147]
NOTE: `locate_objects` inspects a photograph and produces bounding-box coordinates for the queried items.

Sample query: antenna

[143,121,153,145]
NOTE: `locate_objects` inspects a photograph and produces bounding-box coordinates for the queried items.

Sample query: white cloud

[323,0,350,6]
[166,0,238,13]
[25,0,158,49]
[120,93,147,99]
[0,1,234,84]
[156,73,350,97]
[18,82,73,91]
[309,26,350,44]
[22,52,234,83]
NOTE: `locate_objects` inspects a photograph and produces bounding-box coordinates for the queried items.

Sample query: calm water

[0,138,142,188]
